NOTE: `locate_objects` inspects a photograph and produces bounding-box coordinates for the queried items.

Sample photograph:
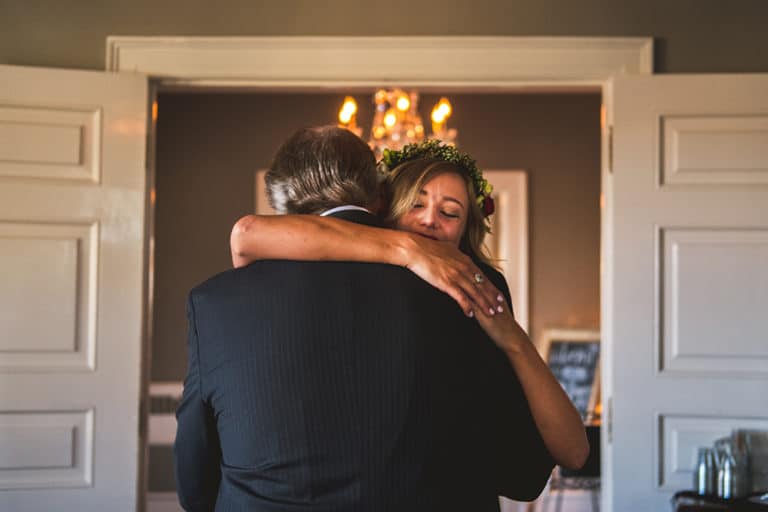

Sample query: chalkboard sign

[540,329,600,421]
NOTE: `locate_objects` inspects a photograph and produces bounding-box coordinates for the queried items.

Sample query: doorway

[113,35,652,512]
[146,89,602,512]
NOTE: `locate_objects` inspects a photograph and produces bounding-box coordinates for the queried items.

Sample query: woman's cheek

[395,215,414,232]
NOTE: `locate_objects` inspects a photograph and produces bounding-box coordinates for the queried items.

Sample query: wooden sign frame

[539,328,601,424]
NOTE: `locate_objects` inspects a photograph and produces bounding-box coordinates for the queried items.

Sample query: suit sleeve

[477,263,556,500]
[174,293,222,511]
[490,356,556,500]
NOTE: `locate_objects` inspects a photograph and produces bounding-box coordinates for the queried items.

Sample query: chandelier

[338,89,456,159]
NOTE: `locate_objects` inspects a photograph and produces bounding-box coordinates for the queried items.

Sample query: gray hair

[265,126,378,214]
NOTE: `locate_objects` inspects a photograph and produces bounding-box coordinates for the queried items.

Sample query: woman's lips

[416,232,439,241]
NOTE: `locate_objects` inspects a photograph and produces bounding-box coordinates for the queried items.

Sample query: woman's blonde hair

[384,158,494,267]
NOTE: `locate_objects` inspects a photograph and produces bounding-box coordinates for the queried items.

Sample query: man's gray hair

[265,126,378,214]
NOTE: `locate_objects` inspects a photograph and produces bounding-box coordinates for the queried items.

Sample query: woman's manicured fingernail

[468,310,474,318]
[497,305,504,313]
[489,308,495,315]
[497,294,504,302]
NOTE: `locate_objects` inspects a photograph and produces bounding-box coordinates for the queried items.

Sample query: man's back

[175,254,512,511]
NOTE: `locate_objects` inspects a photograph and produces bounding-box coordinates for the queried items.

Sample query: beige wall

[1,0,767,72]
[153,91,600,381]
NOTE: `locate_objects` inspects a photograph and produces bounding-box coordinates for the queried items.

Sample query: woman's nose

[419,205,438,227]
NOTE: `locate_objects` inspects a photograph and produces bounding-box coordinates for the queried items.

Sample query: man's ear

[368,196,383,216]
[370,187,390,217]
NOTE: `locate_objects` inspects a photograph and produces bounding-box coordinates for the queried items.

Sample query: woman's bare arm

[475,309,590,470]
[230,214,504,317]
[231,214,401,267]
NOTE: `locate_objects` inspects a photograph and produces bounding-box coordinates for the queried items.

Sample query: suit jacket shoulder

[180,256,490,510]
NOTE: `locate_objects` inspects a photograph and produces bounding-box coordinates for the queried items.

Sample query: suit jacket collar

[326,208,382,228]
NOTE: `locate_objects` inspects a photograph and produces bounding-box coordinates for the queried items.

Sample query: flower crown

[377,139,495,217]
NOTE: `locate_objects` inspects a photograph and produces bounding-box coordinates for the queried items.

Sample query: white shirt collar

[320,205,371,217]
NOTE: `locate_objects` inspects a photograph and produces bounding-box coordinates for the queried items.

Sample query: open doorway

[146,89,602,511]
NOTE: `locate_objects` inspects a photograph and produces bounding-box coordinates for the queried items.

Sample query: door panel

[608,74,768,511]
[0,65,147,511]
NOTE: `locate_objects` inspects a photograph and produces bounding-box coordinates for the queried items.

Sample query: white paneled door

[0,65,147,511]
[607,74,768,511]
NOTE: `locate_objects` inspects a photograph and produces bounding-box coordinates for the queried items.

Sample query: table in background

[672,491,768,512]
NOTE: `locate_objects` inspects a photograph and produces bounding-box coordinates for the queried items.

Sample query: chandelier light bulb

[396,95,410,112]
[338,96,358,125]
[431,108,446,124]
[436,97,452,118]
[343,96,358,114]
[384,109,398,128]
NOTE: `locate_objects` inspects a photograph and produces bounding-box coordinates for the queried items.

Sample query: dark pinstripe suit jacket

[174,210,553,512]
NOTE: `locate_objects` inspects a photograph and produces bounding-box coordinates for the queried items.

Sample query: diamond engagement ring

[473,273,484,284]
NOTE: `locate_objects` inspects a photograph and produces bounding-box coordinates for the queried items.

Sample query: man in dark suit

[174,126,553,511]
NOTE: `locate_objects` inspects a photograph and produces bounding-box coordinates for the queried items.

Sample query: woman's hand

[400,232,504,318]
[473,301,528,355]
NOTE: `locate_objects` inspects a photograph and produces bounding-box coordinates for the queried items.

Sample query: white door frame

[110,35,653,512]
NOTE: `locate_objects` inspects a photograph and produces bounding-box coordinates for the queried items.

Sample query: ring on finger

[473,272,484,284]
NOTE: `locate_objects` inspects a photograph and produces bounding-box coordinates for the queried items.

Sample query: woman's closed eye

[410,201,461,219]
[441,210,460,219]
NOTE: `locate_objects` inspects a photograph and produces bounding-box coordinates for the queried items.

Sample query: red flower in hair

[483,196,495,217]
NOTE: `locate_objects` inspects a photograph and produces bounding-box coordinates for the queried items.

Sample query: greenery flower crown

[377,139,495,218]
